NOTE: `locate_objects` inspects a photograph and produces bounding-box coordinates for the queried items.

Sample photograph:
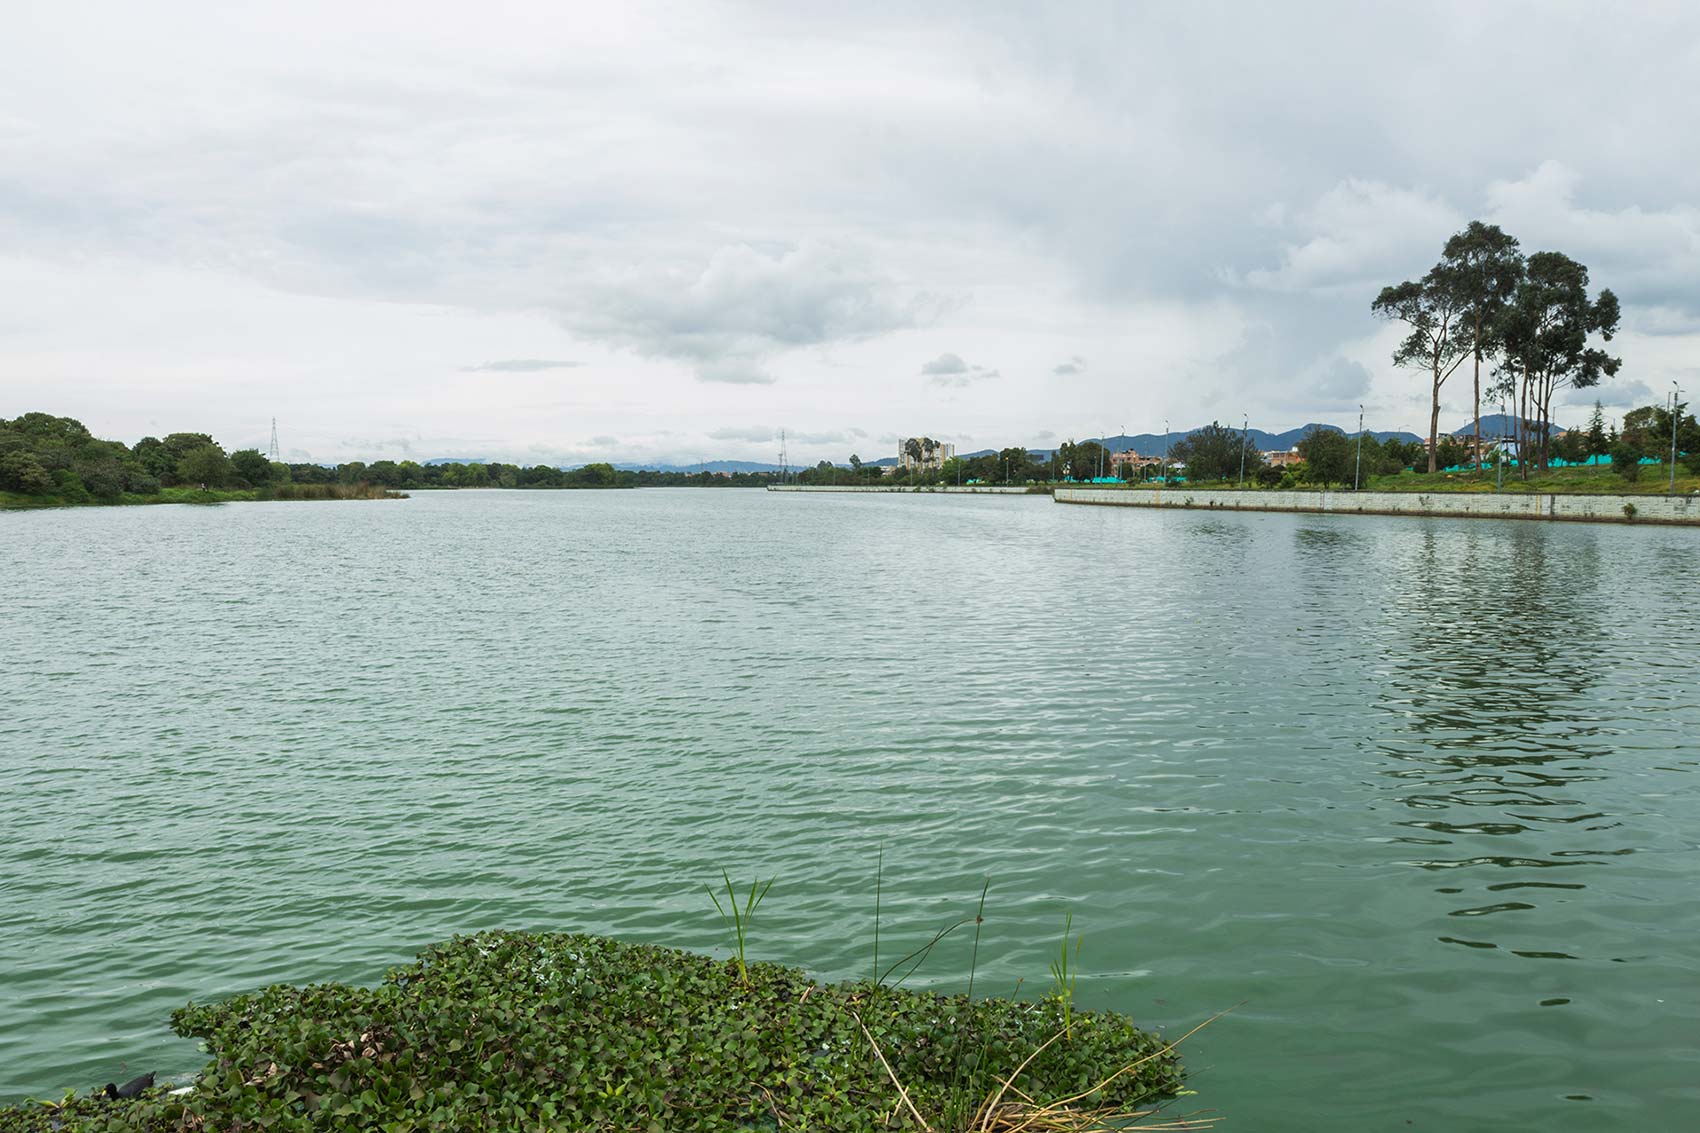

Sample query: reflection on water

[2,495,1697,1129]
[1371,523,1630,953]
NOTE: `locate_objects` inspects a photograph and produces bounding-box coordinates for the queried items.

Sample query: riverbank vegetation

[0,414,405,508]
[0,931,1193,1132]
[1372,220,1640,475]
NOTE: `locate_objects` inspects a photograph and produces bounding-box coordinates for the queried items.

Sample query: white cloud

[1240,179,1461,294]
[2,2,1699,463]
[461,358,580,372]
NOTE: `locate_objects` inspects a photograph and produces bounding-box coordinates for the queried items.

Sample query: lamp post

[1239,413,1249,489]
[1353,404,1364,491]
[1162,420,1170,485]
[1672,382,1684,496]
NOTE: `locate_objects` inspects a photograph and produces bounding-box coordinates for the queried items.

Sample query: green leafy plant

[706,869,774,984]
[1049,911,1083,1040]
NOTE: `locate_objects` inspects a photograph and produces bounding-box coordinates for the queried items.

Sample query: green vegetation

[1373,221,1620,473]
[0,931,1191,1132]
[0,413,404,509]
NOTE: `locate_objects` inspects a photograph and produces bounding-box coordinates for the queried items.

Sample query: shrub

[0,450,53,494]
[6,932,1188,1132]
[1611,439,1644,482]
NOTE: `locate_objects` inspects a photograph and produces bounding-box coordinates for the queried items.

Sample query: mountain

[1082,424,1423,457]
[612,460,783,473]
[1450,413,1560,439]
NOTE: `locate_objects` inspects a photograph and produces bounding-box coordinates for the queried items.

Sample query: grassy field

[1156,462,1699,496]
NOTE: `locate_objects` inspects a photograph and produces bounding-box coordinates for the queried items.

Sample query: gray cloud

[921,352,968,375]
[708,425,776,442]
[922,351,999,388]
[461,358,581,372]
[3,2,1698,463]
[572,242,929,383]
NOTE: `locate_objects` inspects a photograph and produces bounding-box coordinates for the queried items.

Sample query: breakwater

[767,484,1039,494]
[1054,485,1700,525]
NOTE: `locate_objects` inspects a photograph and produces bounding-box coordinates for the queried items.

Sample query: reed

[705,870,774,984]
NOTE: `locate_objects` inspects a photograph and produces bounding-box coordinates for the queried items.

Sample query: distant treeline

[0,413,784,504]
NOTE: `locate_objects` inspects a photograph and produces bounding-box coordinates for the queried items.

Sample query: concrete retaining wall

[1053,486,1700,526]
[767,484,1039,494]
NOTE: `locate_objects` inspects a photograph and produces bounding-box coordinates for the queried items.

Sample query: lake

[2,489,1696,1127]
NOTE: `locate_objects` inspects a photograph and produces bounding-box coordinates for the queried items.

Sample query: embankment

[1053,486,1700,526]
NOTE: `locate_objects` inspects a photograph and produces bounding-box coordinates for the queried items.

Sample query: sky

[3,1,1698,467]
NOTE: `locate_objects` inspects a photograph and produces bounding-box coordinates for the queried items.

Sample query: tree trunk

[1517,360,1530,481]
[1428,366,1442,473]
[1472,312,1483,473]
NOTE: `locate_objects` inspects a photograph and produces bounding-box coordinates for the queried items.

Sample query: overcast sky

[4,1,1698,466]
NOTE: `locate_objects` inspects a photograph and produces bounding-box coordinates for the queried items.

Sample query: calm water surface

[2,490,1697,1127]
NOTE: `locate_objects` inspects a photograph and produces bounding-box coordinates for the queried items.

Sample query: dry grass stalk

[854,1006,1229,1133]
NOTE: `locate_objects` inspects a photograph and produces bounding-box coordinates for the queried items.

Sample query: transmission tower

[267,418,280,462]
[778,429,789,483]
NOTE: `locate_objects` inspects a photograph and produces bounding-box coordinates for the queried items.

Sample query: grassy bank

[1148,462,1700,496]
[1,483,406,509]
[0,932,1194,1132]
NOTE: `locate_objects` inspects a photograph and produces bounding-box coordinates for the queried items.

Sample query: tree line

[1374,221,1621,474]
[0,412,791,503]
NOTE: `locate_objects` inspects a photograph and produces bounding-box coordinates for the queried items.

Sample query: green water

[3,490,1697,1126]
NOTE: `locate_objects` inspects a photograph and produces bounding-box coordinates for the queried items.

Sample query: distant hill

[1083,424,1422,457]
[612,460,783,473]
[1450,413,1559,439]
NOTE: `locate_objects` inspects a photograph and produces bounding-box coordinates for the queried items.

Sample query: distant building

[1264,449,1303,468]
[1110,451,1162,474]
[898,438,955,470]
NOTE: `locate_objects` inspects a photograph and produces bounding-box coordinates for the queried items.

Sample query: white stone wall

[1052,487,1700,525]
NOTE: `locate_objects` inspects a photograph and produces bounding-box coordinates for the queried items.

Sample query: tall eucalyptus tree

[1372,269,1472,472]
[1439,222,1524,463]
[1496,252,1620,470]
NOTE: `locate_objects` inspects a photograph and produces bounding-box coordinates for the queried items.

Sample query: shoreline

[1053,485,1700,526]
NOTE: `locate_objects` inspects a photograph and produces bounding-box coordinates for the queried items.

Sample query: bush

[1255,465,1283,488]
[1685,449,1700,476]
[50,468,92,504]
[1611,439,1644,482]
[6,932,1187,1132]
[0,450,53,494]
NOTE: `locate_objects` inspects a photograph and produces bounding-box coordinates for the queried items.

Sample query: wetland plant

[706,869,774,984]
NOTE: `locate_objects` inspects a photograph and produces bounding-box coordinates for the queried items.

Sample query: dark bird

[102,1072,154,1100]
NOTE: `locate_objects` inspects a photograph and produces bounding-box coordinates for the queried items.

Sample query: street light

[1354,404,1364,491]
[1162,420,1170,485]
[1237,413,1251,486]
[1672,382,1685,496]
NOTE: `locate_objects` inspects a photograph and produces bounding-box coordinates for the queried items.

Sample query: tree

[230,448,273,485]
[848,453,862,471]
[1296,426,1352,486]
[576,462,616,487]
[176,444,231,488]
[1585,401,1607,457]
[1551,430,1588,465]
[1611,437,1644,482]
[1439,222,1523,463]
[1495,252,1620,470]
[1168,421,1263,483]
[0,450,53,494]
[996,447,1034,483]
[1056,439,1109,481]
[1373,269,1472,471]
